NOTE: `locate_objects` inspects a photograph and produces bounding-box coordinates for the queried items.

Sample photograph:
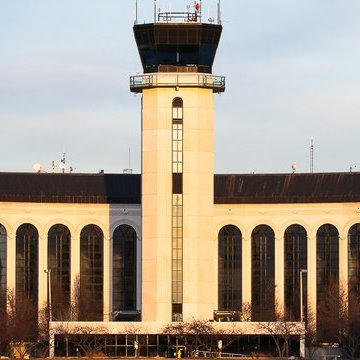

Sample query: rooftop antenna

[59,153,66,173]
[217,0,221,25]
[135,0,138,25]
[123,148,133,174]
[310,138,314,173]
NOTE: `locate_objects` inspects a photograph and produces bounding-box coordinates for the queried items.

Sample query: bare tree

[1,289,39,358]
[338,290,360,359]
[316,276,340,343]
[257,301,302,358]
[52,323,108,358]
[240,302,252,322]
[305,304,318,360]
[162,318,240,355]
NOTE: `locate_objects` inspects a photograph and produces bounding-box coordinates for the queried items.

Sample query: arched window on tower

[284,224,307,320]
[0,224,7,313]
[218,225,242,311]
[48,224,71,318]
[172,97,183,122]
[112,224,137,321]
[16,224,39,308]
[316,224,339,342]
[251,224,275,321]
[79,224,103,321]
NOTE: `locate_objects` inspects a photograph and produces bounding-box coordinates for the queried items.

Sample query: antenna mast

[310,138,314,173]
[135,0,138,25]
[217,0,222,25]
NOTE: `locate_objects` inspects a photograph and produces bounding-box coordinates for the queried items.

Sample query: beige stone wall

[1,194,359,328]
[213,201,360,322]
[0,201,141,320]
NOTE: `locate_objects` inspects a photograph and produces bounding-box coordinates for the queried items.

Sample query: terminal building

[0,2,360,357]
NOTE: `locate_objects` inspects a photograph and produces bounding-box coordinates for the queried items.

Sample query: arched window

[348,224,360,296]
[48,224,71,318]
[251,225,275,321]
[172,97,183,121]
[218,225,242,311]
[284,224,307,320]
[16,224,39,307]
[112,225,137,319]
[79,224,103,321]
[0,224,7,312]
[316,224,339,342]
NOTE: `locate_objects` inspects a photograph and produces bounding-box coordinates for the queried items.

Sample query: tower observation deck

[130,2,225,93]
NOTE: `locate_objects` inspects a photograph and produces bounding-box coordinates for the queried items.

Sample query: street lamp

[299,269,307,359]
[44,269,53,357]
[300,269,307,322]
[44,269,52,322]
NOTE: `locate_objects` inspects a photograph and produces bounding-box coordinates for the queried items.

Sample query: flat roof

[0,173,141,204]
[0,172,359,204]
[214,172,360,204]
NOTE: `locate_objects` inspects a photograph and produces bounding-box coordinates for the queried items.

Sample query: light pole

[44,269,53,357]
[299,269,307,359]
[300,269,307,322]
[44,269,52,322]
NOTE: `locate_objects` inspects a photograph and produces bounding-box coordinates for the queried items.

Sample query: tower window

[172,97,183,321]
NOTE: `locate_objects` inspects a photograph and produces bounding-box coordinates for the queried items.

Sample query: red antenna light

[195,3,200,11]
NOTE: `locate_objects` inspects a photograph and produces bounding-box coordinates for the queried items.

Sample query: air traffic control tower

[130,2,225,322]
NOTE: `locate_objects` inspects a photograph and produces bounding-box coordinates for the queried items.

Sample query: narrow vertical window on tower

[0,225,7,313]
[172,97,183,321]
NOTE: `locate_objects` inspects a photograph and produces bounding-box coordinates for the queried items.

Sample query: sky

[0,0,359,174]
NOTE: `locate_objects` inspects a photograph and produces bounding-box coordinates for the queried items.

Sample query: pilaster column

[275,230,284,315]
[308,230,317,327]
[103,235,111,321]
[242,231,252,307]
[38,230,48,310]
[7,229,16,293]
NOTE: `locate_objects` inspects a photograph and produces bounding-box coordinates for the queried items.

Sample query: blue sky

[0,1,359,174]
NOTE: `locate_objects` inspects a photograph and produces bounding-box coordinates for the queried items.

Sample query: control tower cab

[130,1,225,323]
[130,1,225,92]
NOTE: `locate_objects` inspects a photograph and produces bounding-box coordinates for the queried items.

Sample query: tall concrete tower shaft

[131,6,225,322]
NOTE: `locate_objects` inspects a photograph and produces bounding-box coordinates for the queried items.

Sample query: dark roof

[0,173,141,204]
[0,172,359,205]
[214,173,360,204]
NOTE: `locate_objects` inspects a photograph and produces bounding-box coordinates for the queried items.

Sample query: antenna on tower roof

[135,0,138,25]
[217,0,222,25]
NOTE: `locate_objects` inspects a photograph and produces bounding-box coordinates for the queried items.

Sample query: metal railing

[158,11,202,23]
[130,73,225,93]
